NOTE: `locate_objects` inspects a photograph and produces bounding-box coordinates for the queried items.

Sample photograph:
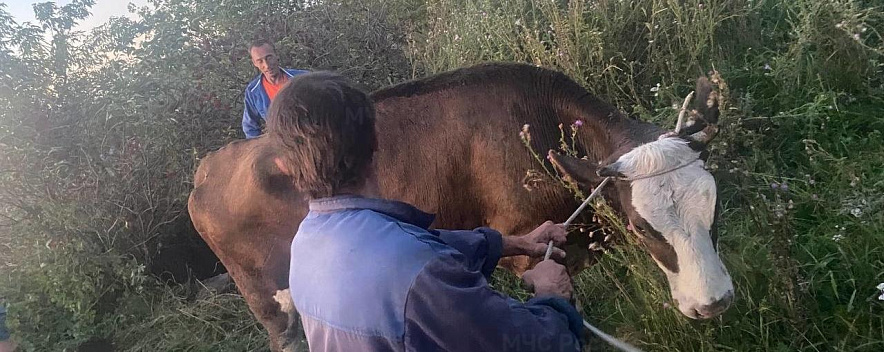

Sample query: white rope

[583,320,643,352]
[619,158,699,182]
[543,177,611,260]
[541,176,643,352]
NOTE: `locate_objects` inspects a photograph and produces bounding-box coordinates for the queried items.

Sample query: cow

[187,62,733,351]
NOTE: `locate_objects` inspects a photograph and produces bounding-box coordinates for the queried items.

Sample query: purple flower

[574,120,584,127]
[781,183,789,191]
[770,182,779,189]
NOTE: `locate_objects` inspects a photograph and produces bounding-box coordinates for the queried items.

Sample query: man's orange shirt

[262,74,289,101]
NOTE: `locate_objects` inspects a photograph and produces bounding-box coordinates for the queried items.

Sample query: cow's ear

[274,157,292,176]
[548,150,603,188]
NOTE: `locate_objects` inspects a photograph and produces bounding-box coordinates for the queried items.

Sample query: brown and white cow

[187,62,733,351]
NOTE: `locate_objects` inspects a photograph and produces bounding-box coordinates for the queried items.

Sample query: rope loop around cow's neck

[617,158,702,182]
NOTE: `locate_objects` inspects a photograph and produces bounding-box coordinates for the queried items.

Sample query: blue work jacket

[289,195,583,351]
[242,68,309,138]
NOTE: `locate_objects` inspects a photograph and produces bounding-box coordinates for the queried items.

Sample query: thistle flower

[520,124,531,143]
[574,119,583,127]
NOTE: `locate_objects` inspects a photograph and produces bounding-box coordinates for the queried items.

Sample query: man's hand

[522,259,573,300]
[502,221,568,260]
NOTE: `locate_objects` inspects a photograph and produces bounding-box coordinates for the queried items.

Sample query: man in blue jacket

[267,72,584,351]
[241,39,308,138]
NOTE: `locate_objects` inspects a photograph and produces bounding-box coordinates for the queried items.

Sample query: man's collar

[308,195,435,229]
[249,69,294,92]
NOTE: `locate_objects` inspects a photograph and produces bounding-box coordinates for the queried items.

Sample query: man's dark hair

[267,72,377,198]
[249,38,275,51]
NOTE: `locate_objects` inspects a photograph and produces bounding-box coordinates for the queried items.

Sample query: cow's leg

[203,234,295,352]
[273,289,307,352]
[226,265,293,352]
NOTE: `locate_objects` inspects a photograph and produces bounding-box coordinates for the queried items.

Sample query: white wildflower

[851,207,863,217]
[876,282,884,291]
[832,234,844,242]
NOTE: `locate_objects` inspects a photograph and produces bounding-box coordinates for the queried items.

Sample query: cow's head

[550,76,734,319]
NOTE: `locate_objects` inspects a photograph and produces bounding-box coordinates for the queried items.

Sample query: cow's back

[371,64,584,271]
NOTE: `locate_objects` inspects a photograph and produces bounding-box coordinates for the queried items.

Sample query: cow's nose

[695,291,734,319]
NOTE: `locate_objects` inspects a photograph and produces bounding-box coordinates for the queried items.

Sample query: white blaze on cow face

[611,137,734,319]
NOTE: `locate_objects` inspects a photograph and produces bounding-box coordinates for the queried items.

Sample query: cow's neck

[560,96,663,165]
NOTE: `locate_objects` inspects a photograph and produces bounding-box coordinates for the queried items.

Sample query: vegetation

[0,0,882,350]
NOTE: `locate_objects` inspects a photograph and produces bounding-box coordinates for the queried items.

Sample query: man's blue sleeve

[404,254,583,352]
[432,227,502,280]
[242,93,263,139]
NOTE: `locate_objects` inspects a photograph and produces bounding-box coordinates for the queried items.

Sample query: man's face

[250,44,280,78]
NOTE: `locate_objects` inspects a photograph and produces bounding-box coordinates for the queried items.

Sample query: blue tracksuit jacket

[242,68,309,138]
[289,195,583,351]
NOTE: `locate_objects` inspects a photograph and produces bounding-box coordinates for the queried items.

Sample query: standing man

[242,39,309,139]
[268,72,584,351]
